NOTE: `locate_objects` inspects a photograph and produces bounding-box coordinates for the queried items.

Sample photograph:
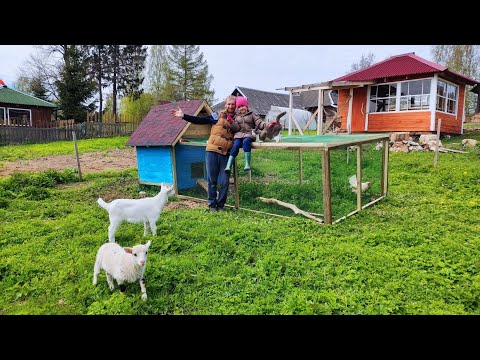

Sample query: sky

[0,45,433,104]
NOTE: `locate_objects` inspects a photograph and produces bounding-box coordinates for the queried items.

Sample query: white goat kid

[97,184,175,243]
[93,240,151,301]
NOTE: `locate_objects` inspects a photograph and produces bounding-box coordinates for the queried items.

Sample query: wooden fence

[0,121,142,145]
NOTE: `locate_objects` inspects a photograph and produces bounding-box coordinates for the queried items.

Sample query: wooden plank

[381,139,389,196]
[333,196,386,224]
[438,147,468,154]
[321,149,332,224]
[434,118,442,168]
[303,108,318,133]
[171,147,178,194]
[175,194,292,219]
[72,130,83,182]
[298,149,303,185]
[318,90,324,134]
[356,144,362,211]
[257,197,323,223]
[251,134,390,150]
[233,157,239,209]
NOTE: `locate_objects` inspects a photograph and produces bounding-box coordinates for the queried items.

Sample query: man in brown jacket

[170,95,237,212]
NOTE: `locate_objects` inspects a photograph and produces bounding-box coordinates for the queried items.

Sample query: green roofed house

[0,81,57,127]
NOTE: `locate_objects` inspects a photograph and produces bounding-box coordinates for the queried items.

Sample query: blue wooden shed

[126,100,213,192]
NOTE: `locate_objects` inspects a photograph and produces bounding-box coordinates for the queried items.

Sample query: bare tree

[16,45,64,101]
[349,52,376,73]
[432,45,480,114]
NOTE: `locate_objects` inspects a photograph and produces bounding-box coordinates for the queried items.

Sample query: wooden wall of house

[31,107,54,127]
[433,83,465,134]
[136,147,174,185]
[0,104,53,127]
[351,87,367,132]
[338,75,466,134]
[175,144,207,190]
[368,111,431,132]
[338,89,350,131]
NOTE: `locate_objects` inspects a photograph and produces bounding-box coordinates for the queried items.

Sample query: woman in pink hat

[225,96,267,173]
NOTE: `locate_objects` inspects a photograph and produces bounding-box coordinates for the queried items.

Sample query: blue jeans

[230,137,253,157]
[206,151,230,209]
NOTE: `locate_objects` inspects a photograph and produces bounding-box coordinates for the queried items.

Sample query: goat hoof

[119,284,126,292]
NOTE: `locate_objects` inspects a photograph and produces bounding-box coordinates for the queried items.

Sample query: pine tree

[88,45,111,122]
[105,45,147,119]
[30,75,50,101]
[55,45,96,122]
[167,45,215,104]
[119,45,147,101]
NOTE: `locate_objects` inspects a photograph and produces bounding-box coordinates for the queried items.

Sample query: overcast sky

[0,45,433,104]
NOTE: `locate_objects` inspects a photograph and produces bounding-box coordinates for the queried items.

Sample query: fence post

[72,130,83,181]
[433,118,441,168]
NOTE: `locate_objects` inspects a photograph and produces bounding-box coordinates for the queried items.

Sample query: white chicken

[349,175,371,193]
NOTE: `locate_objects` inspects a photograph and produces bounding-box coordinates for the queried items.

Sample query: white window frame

[0,107,5,125]
[367,77,434,114]
[7,107,32,127]
[368,82,398,113]
[399,79,431,111]
[436,79,458,116]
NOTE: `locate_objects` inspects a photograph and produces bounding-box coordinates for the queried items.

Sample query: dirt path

[1,147,206,210]
[0,148,137,177]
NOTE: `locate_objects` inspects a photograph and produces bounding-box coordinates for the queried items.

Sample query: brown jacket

[205,111,236,155]
[231,110,266,140]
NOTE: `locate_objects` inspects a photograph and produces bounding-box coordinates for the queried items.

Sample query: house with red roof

[126,99,213,191]
[335,53,480,134]
[282,53,480,135]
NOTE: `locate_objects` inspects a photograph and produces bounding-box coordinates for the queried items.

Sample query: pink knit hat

[236,96,249,108]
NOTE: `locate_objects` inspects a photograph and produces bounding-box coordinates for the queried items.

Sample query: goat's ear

[124,247,133,254]
[145,240,151,249]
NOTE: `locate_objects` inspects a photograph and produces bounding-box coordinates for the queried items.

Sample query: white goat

[93,240,151,301]
[97,184,175,243]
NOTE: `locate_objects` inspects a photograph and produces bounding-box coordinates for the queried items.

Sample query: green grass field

[0,132,479,314]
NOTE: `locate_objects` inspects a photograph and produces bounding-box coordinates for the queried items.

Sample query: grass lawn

[0,132,479,315]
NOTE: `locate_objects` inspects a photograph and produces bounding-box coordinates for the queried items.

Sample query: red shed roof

[333,53,480,86]
[126,99,205,147]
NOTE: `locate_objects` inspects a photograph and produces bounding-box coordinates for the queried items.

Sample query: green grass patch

[0,135,480,314]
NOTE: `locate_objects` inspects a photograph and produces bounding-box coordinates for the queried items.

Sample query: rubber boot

[225,155,234,173]
[244,152,251,172]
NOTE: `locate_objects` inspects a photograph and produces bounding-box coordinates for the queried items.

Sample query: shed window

[399,79,431,111]
[369,83,397,113]
[0,108,5,125]
[436,80,458,115]
[369,79,433,113]
[191,162,205,178]
[8,108,32,127]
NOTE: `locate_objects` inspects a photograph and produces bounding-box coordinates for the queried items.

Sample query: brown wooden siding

[31,107,54,127]
[433,112,457,133]
[338,89,350,131]
[368,111,431,132]
[0,104,54,128]
[339,77,466,134]
[352,87,367,132]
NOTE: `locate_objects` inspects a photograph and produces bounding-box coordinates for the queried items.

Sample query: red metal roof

[333,52,480,85]
[126,99,204,147]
